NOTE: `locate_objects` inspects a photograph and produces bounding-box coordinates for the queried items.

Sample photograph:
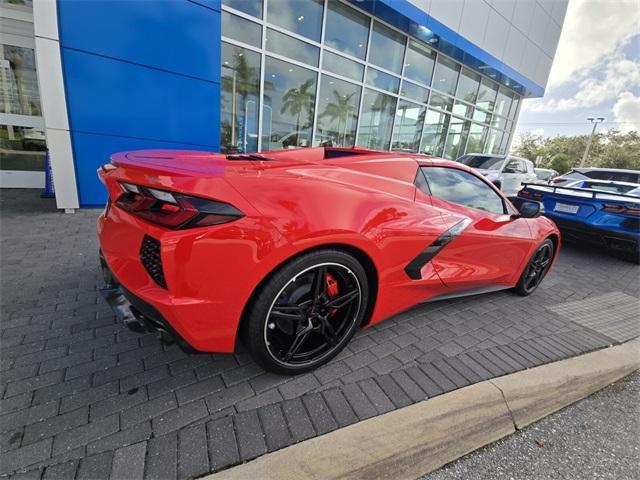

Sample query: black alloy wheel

[244,250,369,374]
[515,239,554,296]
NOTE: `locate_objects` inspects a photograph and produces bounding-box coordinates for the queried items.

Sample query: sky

[515,0,640,140]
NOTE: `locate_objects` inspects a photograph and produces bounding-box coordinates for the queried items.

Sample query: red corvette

[97,147,559,374]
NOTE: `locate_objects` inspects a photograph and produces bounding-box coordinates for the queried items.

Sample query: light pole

[580,117,605,167]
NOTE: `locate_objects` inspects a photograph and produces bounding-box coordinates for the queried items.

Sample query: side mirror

[511,198,543,218]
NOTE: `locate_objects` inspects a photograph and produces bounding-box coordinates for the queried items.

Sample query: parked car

[534,168,559,184]
[457,154,537,196]
[551,167,640,187]
[98,147,559,374]
[517,181,639,263]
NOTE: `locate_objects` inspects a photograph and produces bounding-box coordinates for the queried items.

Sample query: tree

[597,131,640,170]
[280,79,315,135]
[549,153,572,174]
[513,129,640,171]
[513,132,545,163]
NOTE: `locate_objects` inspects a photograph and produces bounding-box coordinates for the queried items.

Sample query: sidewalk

[205,339,639,479]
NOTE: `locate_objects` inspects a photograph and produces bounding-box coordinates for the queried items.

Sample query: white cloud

[612,91,640,132]
[527,56,640,113]
[548,0,640,87]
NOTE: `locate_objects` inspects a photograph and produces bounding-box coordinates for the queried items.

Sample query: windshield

[458,155,504,170]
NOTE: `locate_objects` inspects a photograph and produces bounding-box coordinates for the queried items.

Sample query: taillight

[602,203,640,216]
[115,182,244,229]
[97,163,117,184]
[519,189,543,201]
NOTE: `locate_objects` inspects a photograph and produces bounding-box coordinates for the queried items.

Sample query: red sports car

[97,147,559,374]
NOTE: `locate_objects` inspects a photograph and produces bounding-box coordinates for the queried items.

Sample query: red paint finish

[97,147,560,352]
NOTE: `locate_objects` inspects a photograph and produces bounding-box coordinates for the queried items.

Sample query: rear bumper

[549,216,639,253]
[99,254,194,351]
[97,203,287,353]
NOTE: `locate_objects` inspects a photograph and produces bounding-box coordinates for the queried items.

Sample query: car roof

[459,153,532,162]
[459,153,506,158]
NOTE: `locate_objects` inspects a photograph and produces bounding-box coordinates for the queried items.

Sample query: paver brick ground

[1,190,638,478]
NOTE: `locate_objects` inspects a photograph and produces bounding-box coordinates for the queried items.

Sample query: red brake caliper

[325,273,339,316]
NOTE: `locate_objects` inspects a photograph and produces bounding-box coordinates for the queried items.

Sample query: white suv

[457,154,537,196]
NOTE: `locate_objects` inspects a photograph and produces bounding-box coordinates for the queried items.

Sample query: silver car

[457,154,537,196]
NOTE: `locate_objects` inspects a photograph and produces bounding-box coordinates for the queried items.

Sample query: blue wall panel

[58,0,220,81]
[57,0,221,206]
[62,48,219,146]
[73,132,214,206]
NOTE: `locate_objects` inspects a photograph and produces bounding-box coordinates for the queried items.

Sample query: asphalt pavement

[424,372,640,480]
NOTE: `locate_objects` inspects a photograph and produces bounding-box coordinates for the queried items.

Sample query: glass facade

[1,2,47,178]
[220,0,521,158]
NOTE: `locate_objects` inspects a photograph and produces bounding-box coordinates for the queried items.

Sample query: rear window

[579,181,638,194]
[458,155,504,170]
[584,170,640,183]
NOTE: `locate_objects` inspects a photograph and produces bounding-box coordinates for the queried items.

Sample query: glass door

[1,4,47,188]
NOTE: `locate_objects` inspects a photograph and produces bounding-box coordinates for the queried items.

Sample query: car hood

[475,168,500,175]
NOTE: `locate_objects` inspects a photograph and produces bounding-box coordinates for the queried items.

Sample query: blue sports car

[517,180,640,263]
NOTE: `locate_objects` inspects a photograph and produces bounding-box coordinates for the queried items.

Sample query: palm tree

[320,90,357,146]
[280,79,315,136]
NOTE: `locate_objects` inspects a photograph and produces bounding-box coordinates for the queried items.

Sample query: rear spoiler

[521,183,640,202]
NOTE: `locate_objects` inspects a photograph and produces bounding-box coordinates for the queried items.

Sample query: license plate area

[554,202,579,214]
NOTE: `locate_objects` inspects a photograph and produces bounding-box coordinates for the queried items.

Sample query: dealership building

[1,0,566,210]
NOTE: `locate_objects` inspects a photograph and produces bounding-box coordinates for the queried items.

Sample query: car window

[525,161,534,174]
[517,160,528,174]
[504,159,525,174]
[457,155,504,170]
[421,166,505,215]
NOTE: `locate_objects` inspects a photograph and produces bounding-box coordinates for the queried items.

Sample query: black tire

[514,239,554,296]
[243,250,369,374]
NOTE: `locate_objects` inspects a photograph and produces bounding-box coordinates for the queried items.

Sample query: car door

[420,165,534,291]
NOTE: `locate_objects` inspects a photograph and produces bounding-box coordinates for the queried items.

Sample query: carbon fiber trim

[404,218,472,280]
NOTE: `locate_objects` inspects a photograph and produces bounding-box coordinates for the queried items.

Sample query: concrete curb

[205,339,640,480]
